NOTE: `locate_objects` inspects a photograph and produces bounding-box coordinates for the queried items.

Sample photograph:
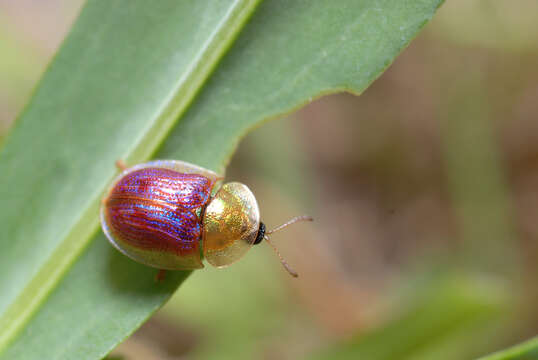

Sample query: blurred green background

[1,1,537,359]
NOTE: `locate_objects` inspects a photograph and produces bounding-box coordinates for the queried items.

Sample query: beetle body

[101,160,260,270]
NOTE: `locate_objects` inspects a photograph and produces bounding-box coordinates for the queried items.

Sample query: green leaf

[0,0,261,356]
[476,337,538,360]
[0,0,444,359]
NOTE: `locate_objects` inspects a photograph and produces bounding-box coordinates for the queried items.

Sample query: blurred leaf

[432,0,538,51]
[0,16,44,104]
[0,16,46,137]
[440,75,519,275]
[0,0,444,359]
[476,337,538,360]
[308,274,507,360]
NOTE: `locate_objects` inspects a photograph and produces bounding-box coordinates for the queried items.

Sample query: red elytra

[105,167,215,255]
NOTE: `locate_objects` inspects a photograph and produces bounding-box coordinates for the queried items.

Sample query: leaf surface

[477,337,538,360]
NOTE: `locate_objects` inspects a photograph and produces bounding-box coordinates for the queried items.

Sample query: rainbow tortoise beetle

[100,159,312,280]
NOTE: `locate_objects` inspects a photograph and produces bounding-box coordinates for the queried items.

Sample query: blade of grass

[0,0,261,353]
[476,337,538,360]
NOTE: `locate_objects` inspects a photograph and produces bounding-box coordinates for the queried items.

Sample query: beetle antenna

[266,215,313,234]
[264,235,299,278]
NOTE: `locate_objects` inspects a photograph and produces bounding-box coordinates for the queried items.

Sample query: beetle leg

[115,159,127,171]
[155,269,167,282]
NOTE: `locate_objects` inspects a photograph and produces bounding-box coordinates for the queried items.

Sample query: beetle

[100,159,311,279]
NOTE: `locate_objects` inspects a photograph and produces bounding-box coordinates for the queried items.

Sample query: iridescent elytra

[100,160,312,278]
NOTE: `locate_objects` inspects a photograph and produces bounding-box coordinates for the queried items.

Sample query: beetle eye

[253,222,266,245]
